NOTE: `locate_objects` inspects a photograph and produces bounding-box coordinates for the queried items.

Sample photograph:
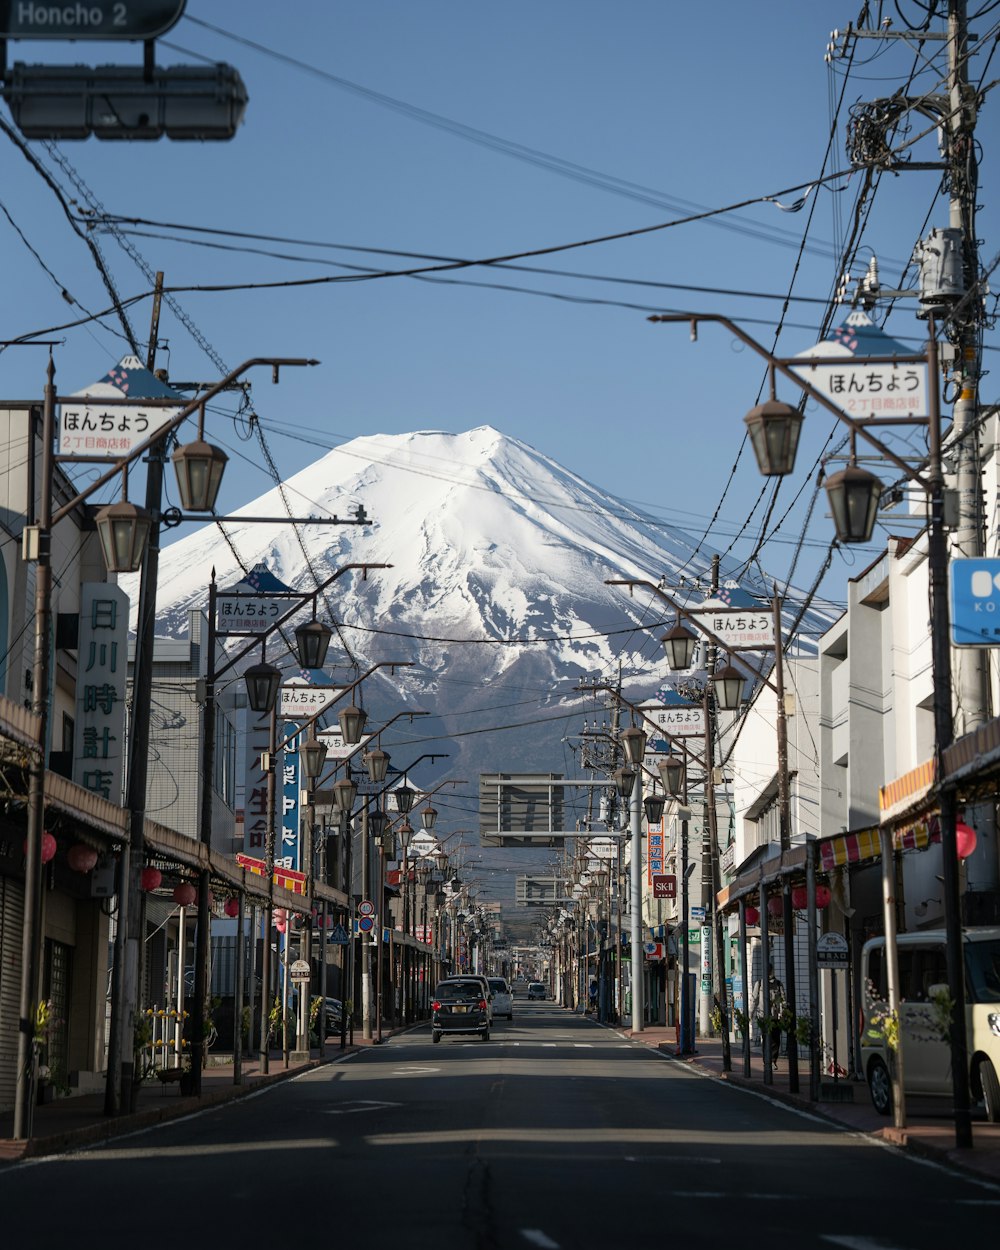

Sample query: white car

[488,977,513,1020]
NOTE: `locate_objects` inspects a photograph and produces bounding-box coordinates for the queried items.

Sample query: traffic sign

[358,915,375,934]
[950,558,1000,647]
[327,924,350,945]
[816,932,849,968]
[690,905,706,921]
[358,900,375,917]
[290,958,311,982]
[0,0,186,39]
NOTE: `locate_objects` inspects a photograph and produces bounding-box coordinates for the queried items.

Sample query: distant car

[439,973,494,1022]
[432,978,491,1043]
[527,982,546,1000]
[487,977,513,1020]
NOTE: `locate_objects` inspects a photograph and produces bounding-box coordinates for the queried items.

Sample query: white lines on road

[393,1066,439,1074]
[520,1230,560,1249]
[625,1156,721,1164]
[322,1100,401,1115]
[572,1043,593,1048]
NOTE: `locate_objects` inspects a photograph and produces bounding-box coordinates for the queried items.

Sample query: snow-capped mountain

[139,427,833,926]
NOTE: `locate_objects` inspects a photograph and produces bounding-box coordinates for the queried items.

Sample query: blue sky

[2,1,997,604]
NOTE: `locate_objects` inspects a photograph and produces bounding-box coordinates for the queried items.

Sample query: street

[2,1004,995,1247]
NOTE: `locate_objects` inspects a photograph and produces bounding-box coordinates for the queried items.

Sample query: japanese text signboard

[652,874,677,899]
[279,680,341,720]
[638,701,705,738]
[73,583,128,804]
[215,592,284,633]
[58,399,178,457]
[690,608,774,650]
[278,724,301,873]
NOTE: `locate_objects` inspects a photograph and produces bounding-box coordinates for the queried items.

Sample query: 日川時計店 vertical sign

[73,583,128,804]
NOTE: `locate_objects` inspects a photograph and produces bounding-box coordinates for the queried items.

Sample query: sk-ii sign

[950,559,1000,647]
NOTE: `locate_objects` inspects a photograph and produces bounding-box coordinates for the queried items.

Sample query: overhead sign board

[280,681,341,721]
[950,558,1000,647]
[691,608,774,650]
[0,1,187,39]
[638,702,705,738]
[58,399,178,457]
[317,726,372,759]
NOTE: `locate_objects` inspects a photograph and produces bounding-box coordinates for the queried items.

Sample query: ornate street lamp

[368,808,388,841]
[332,776,357,816]
[420,805,437,831]
[398,821,414,852]
[243,660,282,713]
[613,767,636,799]
[713,664,745,711]
[433,850,448,872]
[171,439,228,512]
[644,791,666,825]
[658,754,685,797]
[364,748,389,784]
[299,735,328,783]
[94,499,151,574]
[661,621,698,671]
[621,726,647,768]
[338,704,367,745]
[824,461,883,544]
[294,618,333,671]
[394,784,415,816]
[743,398,803,477]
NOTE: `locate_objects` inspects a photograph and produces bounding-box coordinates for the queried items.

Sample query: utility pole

[699,555,720,1042]
[944,0,989,736]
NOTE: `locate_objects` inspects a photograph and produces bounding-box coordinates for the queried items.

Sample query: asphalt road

[2,1002,996,1247]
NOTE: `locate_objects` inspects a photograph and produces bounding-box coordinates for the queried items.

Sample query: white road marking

[573,1043,593,1048]
[323,1100,400,1115]
[393,1066,439,1074]
[520,1230,560,1249]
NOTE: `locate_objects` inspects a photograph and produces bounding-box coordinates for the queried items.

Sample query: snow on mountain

[146,426,780,670]
[138,427,833,929]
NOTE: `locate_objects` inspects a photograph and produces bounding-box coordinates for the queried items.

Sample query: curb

[0,1057,335,1165]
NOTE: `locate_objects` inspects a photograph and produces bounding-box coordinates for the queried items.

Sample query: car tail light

[432,1001,441,1011]
[478,999,487,1010]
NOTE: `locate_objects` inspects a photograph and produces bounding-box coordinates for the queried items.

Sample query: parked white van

[859,927,1000,1120]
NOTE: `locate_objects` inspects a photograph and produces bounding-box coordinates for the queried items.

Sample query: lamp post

[650,311,968,1147]
[620,724,647,1034]
[16,354,314,1137]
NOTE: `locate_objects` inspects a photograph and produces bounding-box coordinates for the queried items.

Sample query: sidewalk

[0,1033,389,1165]
[613,1021,1000,1185]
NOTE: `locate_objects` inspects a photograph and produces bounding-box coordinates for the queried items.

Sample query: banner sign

[73,583,128,804]
[280,680,342,720]
[278,723,301,873]
[639,701,705,737]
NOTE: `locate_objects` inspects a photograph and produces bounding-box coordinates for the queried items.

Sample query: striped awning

[818,826,880,871]
[879,758,936,824]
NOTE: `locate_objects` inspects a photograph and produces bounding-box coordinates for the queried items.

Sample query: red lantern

[173,882,196,907]
[956,821,978,860]
[140,866,162,892]
[767,895,783,918]
[791,885,808,910]
[274,907,287,933]
[744,905,760,926]
[25,833,58,864]
[224,897,240,918]
[67,843,98,873]
[815,884,832,909]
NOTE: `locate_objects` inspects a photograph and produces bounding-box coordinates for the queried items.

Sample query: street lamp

[658,754,685,798]
[394,784,415,816]
[621,726,647,768]
[420,805,438,831]
[643,791,666,825]
[94,497,151,574]
[243,660,283,714]
[364,749,390,785]
[661,621,698,672]
[651,309,969,1147]
[743,397,803,477]
[338,704,367,745]
[294,618,334,671]
[171,439,228,513]
[823,460,883,544]
[299,736,328,784]
[613,767,636,798]
[713,664,745,712]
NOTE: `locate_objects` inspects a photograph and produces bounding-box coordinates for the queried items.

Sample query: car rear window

[436,981,483,999]
[488,979,508,992]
